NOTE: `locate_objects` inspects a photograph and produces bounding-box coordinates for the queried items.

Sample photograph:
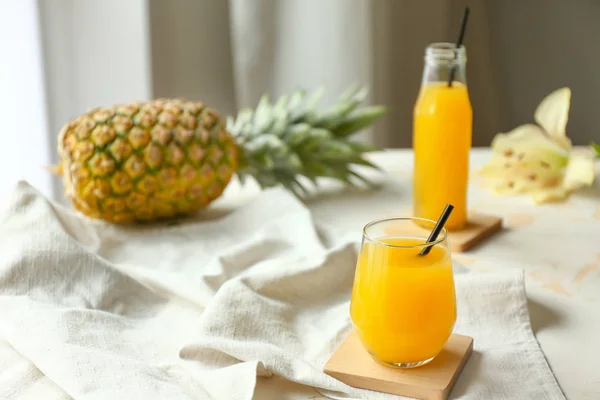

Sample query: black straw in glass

[447,7,470,87]
[420,204,454,256]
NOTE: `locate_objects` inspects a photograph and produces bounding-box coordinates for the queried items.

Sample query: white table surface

[211,148,600,400]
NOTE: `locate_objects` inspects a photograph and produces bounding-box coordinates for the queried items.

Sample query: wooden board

[448,212,503,253]
[324,331,473,400]
[391,211,503,253]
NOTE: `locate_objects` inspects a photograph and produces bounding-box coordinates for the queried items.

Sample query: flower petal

[529,152,595,204]
[534,87,571,149]
[490,124,569,162]
[480,156,562,194]
[480,124,570,196]
[531,186,569,204]
[562,152,596,192]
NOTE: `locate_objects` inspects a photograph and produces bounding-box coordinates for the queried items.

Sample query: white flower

[480,87,596,203]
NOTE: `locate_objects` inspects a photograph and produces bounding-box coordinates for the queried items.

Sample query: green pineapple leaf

[592,142,600,158]
[349,156,382,171]
[332,106,387,137]
[347,141,380,153]
[339,83,361,100]
[305,86,325,111]
[347,169,373,186]
[229,85,387,193]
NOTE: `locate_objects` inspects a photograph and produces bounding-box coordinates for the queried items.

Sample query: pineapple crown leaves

[226,85,387,197]
[592,142,600,157]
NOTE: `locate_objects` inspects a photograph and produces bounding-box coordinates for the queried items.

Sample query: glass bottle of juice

[413,43,472,230]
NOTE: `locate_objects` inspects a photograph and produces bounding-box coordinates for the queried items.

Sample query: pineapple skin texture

[57,99,239,223]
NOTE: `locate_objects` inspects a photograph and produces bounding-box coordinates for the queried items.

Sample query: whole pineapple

[55,86,385,223]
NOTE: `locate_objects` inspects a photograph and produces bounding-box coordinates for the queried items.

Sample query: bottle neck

[421,43,467,86]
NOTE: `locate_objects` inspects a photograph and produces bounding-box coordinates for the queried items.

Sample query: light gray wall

[373,0,600,148]
[485,0,600,145]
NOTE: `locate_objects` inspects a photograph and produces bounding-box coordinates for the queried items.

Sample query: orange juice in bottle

[413,43,472,230]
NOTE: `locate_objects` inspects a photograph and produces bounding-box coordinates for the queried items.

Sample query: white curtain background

[2,0,598,201]
[0,0,52,200]
[228,0,372,115]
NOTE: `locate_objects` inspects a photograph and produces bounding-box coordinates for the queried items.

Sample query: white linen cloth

[0,182,564,400]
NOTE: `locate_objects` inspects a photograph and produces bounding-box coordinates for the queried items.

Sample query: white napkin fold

[0,182,564,400]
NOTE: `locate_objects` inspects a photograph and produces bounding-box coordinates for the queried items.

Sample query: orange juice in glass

[350,217,456,368]
[413,43,472,230]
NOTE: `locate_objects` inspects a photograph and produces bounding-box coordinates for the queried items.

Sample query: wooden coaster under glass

[324,331,474,400]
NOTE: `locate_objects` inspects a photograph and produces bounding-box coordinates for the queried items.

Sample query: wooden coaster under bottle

[394,211,503,253]
[445,212,503,253]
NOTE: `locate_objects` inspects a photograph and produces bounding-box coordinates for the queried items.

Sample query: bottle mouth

[425,42,466,63]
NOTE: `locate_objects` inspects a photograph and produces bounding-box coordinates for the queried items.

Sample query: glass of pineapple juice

[350,217,456,368]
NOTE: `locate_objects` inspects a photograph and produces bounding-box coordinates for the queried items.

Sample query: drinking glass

[349,217,456,368]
